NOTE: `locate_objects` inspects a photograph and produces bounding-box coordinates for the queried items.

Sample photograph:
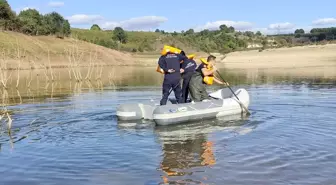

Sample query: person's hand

[224,82,229,86]
[180,69,185,73]
[168,69,175,73]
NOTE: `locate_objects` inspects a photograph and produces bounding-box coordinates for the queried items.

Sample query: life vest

[157,46,181,74]
[200,58,214,85]
[160,45,181,56]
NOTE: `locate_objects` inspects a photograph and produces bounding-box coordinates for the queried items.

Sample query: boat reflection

[153,114,250,184]
[117,114,253,184]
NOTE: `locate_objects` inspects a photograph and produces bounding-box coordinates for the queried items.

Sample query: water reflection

[1,66,335,136]
[117,114,254,184]
[0,66,335,105]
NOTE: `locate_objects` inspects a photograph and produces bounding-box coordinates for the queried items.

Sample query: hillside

[0,31,137,69]
[70,28,210,54]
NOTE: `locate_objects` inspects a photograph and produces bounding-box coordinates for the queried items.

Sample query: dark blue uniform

[158,53,187,105]
[180,59,197,103]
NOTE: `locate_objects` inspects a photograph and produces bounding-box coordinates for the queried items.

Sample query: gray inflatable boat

[116,88,250,126]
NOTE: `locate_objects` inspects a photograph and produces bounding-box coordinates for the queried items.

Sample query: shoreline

[1,42,335,77]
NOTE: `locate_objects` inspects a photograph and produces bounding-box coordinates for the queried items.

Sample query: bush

[0,1,71,37]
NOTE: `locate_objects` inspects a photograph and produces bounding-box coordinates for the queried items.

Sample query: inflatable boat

[116,88,250,126]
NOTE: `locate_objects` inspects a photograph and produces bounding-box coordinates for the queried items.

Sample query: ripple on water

[1,84,336,185]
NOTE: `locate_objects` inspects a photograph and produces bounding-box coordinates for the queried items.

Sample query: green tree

[244,31,254,37]
[294,29,305,34]
[18,8,42,35]
[185,28,194,35]
[219,24,229,32]
[199,29,210,36]
[62,20,71,36]
[228,26,235,33]
[0,0,16,30]
[256,31,262,36]
[42,12,66,35]
[155,28,160,32]
[112,27,127,43]
[90,24,101,31]
[261,39,268,49]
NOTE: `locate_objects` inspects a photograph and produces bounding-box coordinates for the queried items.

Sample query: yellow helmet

[187,54,195,59]
[200,58,208,64]
[161,45,181,55]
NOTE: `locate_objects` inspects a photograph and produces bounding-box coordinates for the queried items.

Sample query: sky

[8,0,336,34]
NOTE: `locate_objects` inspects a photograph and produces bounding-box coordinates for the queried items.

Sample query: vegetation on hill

[72,25,265,54]
[73,24,336,54]
[0,0,70,38]
[2,0,336,56]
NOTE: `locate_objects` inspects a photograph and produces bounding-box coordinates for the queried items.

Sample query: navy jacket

[181,59,197,73]
[158,53,187,80]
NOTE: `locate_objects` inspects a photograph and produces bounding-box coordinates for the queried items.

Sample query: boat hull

[116,88,250,126]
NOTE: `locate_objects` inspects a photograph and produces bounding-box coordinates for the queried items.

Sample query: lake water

[0,66,336,185]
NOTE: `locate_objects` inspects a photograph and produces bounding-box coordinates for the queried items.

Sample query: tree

[155,28,160,32]
[219,24,228,32]
[18,8,42,35]
[228,26,235,33]
[199,29,210,36]
[256,31,262,36]
[244,31,254,37]
[90,24,101,31]
[261,39,268,49]
[62,20,71,36]
[0,0,14,20]
[185,29,194,35]
[294,29,305,34]
[0,0,16,30]
[40,11,68,37]
[112,27,127,43]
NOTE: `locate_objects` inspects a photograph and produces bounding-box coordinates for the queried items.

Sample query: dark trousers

[160,78,182,105]
[181,72,193,103]
[189,74,209,102]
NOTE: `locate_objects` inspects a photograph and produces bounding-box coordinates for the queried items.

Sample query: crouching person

[188,55,228,102]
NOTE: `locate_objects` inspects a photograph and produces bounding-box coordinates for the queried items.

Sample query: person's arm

[158,56,169,73]
[213,75,229,85]
[214,77,224,85]
[201,66,217,76]
[178,54,188,63]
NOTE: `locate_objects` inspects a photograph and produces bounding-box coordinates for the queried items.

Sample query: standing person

[180,51,197,103]
[188,55,229,102]
[158,50,187,105]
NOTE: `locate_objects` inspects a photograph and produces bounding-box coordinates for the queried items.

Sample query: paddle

[216,71,251,115]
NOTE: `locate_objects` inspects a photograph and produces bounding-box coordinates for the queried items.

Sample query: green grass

[70,28,205,53]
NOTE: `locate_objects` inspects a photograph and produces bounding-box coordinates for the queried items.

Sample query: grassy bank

[0,31,138,70]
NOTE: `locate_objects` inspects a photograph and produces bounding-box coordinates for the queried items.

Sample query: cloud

[193,20,298,35]
[195,20,254,31]
[102,16,168,30]
[48,1,64,8]
[312,18,336,25]
[15,6,39,13]
[67,14,168,30]
[268,22,295,30]
[67,14,104,24]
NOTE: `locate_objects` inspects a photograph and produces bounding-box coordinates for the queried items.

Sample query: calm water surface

[0,67,336,185]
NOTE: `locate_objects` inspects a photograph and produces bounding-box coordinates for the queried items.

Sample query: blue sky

[8,0,336,34]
